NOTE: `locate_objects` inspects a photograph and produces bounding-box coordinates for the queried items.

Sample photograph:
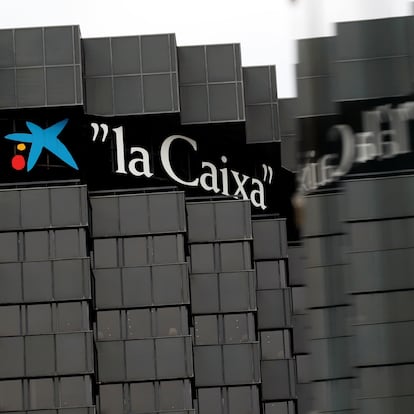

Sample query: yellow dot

[17,143,26,151]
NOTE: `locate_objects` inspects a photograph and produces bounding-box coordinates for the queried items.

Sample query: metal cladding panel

[186,200,252,243]
[243,66,280,143]
[344,176,414,221]
[310,337,352,380]
[0,26,83,109]
[190,271,256,314]
[94,264,189,309]
[197,386,260,414]
[257,289,292,330]
[287,246,305,286]
[252,218,287,260]
[260,359,296,401]
[178,44,244,124]
[312,379,355,412]
[304,235,345,268]
[193,343,260,387]
[83,34,179,116]
[256,260,287,290]
[310,306,350,340]
[355,321,414,366]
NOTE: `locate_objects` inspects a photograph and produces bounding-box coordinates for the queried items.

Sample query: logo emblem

[5,119,78,171]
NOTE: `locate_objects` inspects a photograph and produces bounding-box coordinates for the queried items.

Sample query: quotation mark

[91,123,109,143]
[262,164,273,184]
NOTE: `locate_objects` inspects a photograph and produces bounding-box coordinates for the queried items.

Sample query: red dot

[12,155,26,171]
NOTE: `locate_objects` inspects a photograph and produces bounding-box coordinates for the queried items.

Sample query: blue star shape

[5,119,78,172]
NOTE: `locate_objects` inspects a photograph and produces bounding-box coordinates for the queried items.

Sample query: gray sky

[0,0,412,97]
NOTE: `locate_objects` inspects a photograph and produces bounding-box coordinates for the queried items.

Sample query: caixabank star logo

[5,119,78,172]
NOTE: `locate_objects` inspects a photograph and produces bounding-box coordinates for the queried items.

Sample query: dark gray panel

[292,286,307,315]
[260,330,291,360]
[297,76,335,117]
[220,272,253,312]
[177,46,206,84]
[159,380,192,411]
[55,229,86,258]
[16,68,45,107]
[93,238,118,268]
[0,263,22,303]
[0,306,20,336]
[0,232,18,262]
[252,219,287,260]
[305,235,345,268]
[97,341,124,382]
[190,274,219,314]
[345,175,414,221]
[186,202,215,242]
[208,83,239,122]
[354,291,414,325]
[153,235,183,264]
[156,337,191,378]
[216,201,252,240]
[228,386,260,414]
[94,268,122,309]
[97,310,122,340]
[27,304,52,334]
[312,379,354,412]
[125,309,151,339]
[245,104,279,143]
[311,337,352,380]
[0,29,15,68]
[156,306,187,337]
[297,37,333,78]
[82,38,111,77]
[149,192,185,233]
[123,237,148,266]
[287,246,305,286]
[198,388,222,414]
[264,401,295,414]
[355,321,414,366]
[281,134,299,172]
[23,261,53,302]
[15,28,43,67]
[310,306,349,340]
[99,384,123,414]
[119,194,150,235]
[56,333,92,374]
[256,260,286,290]
[206,44,239,83]
[85,77,113,115]
[122,266,152,307]
[60,376,92,407]
[142,74,173,112]
[257,289,291,330]
[220,242,251,272]
[223,343,260,384]
[152,264,189,306]
[57,302,88,332]
[292,314,310,355]
[129,382,155,413]
[54,259,90,301]
[0,69,16,108]
[261,359,296,400]
[307,265,347,308]
[193,346,223,386]
[114,75,143,115]
[334,57,411,101]
[50,186,87,227]
[359,395,414,414]
[24,231,49,261]
[349,249,414,293]
[111,36,141,75]
[29,378,54,409]
[91,196,119,236]
[46,66,76,106]
[0,337,24,378]
[359,364,414,398]
[26,335,55,376]
[190,244,215,273]
[336,16,410,61]
[179,85,209,124]
[194,315,219,345]
[0,380,23,411]
[125,339,155,380]
[224,313,255,343]
[44,26,74,65]
[296,354,312,383]
[243,66,276,105]
[278,97,297,136]
[141,34,173,73]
